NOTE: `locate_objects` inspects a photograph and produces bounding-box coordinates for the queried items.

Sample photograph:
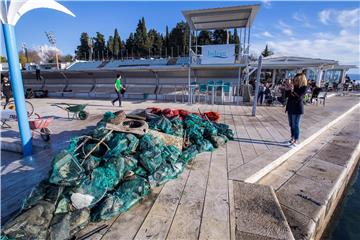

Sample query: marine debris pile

[1,107,234,239]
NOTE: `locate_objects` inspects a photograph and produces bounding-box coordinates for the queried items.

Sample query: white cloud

[262,31,274,38]
[278,20,290,29]
[293,12,314,28]
[282,29,293,37]
[253,30,360,68]
[277,20,294,37]
[319,8,360,28]
[262,0,271,9]
[319,9,332,24]
[313,32,335,39]
[32,44,61,62]
[337,8,360,28]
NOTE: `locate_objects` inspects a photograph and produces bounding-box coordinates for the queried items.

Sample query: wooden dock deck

[1,94,359,239]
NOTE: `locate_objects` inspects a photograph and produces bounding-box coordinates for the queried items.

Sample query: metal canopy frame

[182,4,260,31]
[182,4,260,104]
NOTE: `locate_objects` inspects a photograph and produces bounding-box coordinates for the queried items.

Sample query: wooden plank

[238,105,268,154]
[255,106,289,139]
[257,106,290,139]
[199,124,230,240]
[166,152,212,240]
[243,106,284,152]
[134,168,191,240]
[101,186,164,240]
[229,105,258,163]
[223,105,244,172]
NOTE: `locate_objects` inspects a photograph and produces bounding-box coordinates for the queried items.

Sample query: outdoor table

[210,84,225,105]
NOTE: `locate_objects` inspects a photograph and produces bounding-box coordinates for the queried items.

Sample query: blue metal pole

[2,23,32,156]
[252,55,263,116]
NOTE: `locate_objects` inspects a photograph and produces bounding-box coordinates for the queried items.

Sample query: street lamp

[1,0,75,156]
[45,31,60,69]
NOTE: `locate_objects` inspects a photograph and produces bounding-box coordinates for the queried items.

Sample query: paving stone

[236,231,280,240]
[276,175,330,221]
[296,158,344,187]
[281,205,316,240]
[314,143,353,167]
[233,181,294,240]
[257,173,289,191]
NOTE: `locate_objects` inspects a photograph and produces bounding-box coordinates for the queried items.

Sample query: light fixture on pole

[45,31,59,69]
[1,0,75,156]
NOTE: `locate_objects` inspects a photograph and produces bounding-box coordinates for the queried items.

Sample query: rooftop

[182,4,260,31]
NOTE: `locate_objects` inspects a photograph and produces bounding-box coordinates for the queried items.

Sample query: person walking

[111,74,123,107]
[1,76,12,106]
[36,65,41,81]
[285,73,307,146]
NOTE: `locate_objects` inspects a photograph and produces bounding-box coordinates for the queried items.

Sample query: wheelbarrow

[29,114,53,142]
[52,103,89,120]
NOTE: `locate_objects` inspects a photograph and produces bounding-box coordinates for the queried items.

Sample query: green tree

[261,44,273,57]
[212,29,227,44]
[164,25,169,57]
[168,21,189,57]
[75,32,90,60]
[148,29,163,57]
[113,28,121,59]
[197,30,212,45]
[232,29,240,57]
[107,36,114,59]
[0,56,7,62]
[93,32,106,60]
[134,17,150,57]
[62,54,73,62]
[126,33,135,58]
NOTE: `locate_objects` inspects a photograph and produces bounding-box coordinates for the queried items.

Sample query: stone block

[233,181,294,240]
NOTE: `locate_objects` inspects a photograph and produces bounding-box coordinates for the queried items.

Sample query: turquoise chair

[223,82,233,103]
[207,80,214,90]
[215,80,223,86]
[197,83,209,103]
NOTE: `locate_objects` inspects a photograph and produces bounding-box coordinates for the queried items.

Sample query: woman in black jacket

[285,73,308,146]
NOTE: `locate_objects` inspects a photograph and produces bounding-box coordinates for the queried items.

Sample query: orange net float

[203,111,221,122]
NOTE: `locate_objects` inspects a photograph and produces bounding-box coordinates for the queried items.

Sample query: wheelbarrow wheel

[78,110,89,120]
[40,128,51,142]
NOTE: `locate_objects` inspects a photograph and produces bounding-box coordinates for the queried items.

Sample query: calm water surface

[327,164,360,240]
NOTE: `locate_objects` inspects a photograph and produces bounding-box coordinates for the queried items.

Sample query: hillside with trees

[75,17,243,60]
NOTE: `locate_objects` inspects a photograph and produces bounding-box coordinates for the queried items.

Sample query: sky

[1,0,359,73]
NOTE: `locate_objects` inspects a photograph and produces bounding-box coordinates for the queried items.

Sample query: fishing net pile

[1,108,234,240]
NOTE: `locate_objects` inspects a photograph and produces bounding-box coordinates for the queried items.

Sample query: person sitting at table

[310,85,322,103]
[264,83,272,105]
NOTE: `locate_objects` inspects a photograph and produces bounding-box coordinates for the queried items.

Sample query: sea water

[327,164,360,239]
[347,73,360,82]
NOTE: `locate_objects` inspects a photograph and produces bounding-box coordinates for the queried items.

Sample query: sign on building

[201,44,235,64]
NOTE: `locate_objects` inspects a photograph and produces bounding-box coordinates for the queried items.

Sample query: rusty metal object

[109,110,126,125]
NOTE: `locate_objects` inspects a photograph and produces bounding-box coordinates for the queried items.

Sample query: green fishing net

[2,109,235,240]
[91,177,150,221]
[149,115,173,134]
[49,150,85,186]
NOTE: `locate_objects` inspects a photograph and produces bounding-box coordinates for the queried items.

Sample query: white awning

[182,4,260,31]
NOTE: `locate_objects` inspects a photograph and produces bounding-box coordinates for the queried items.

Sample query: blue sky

[1,1,359,73]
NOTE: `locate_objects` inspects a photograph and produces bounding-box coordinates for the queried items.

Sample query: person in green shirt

[111,74,123,106]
